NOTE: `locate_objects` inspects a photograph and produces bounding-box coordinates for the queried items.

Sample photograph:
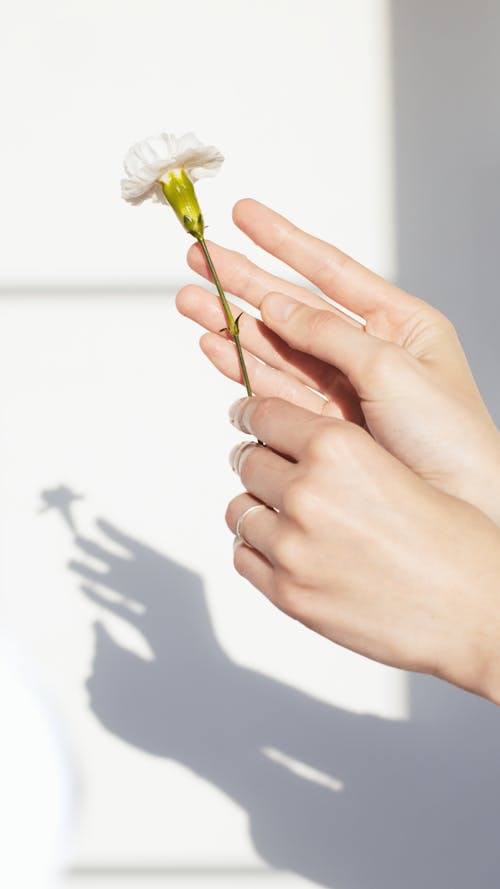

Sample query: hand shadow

[68,518,500,889]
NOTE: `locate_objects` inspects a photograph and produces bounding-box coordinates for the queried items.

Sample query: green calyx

[159,168,204,238]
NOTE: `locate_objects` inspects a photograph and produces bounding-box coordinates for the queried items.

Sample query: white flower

[121,132,224,206]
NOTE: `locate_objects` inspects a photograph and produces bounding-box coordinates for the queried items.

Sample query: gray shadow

[60,513,498,889]
[391,0,500,422]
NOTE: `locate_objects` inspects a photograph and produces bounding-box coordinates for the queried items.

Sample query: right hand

[226,395,500,704]
[176,199,500,525]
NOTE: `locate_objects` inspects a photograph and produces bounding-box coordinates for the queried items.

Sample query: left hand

[176,199,500,526]
[226,395,500,704]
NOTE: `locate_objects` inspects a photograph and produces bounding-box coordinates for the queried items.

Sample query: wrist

[455,590,500,706]
[436,630,500,706]
[451,429,500,528]
[471,627,500,706]
[432,529,500,705]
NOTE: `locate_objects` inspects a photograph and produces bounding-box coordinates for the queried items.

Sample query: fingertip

[232,197,263,227]
[186,240,200,262]
[232,197,252,219]
[175,284,193,314]
[199,330,227,356]
[186,240,206,271]
[176,283,205,316]
[176,284,215,321]
[261,291,299,325]
[199,330,213,352]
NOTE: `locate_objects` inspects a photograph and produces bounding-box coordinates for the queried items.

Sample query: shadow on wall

[42,485,499,889]
[391,0,500,422]
[42,5,500,886]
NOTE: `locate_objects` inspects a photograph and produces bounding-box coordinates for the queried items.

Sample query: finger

[187,239,333,313]
[81,585,136,623]
[226,492,280,563]
[176,283,342,395]
[74,536,117,566]
[202,333,361,423]
[260,291,407,399]
[232,198,426,324]
[229,440,295,510]
[232,538,276,602]
[200,332,329,414]
[177,284,362,417]
[95,519,136,553]
[230,397,327,461]
[67,560,108,584]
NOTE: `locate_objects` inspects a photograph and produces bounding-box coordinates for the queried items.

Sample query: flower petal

[121,131,224,204]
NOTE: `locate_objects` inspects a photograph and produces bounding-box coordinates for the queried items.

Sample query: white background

[0,0,395,285]
[1,2,500,889]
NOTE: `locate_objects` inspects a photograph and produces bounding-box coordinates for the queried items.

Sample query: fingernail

[229,441,256,474]
[264,292,297,322]
[229,397,248,430]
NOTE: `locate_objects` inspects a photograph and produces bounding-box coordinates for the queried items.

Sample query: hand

[227,396,500,704]
[176,199,500,525]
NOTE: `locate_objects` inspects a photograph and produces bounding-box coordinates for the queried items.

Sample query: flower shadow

[66,515,499,889]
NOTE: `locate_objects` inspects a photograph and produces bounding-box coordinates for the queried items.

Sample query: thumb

[260,291,400,395]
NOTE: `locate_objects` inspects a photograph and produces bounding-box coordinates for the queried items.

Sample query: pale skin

[176,198,500,704]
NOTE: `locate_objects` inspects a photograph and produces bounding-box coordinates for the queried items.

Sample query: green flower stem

[197,236,253,397]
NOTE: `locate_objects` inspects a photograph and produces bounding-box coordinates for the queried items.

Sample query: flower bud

[159,168,204,238]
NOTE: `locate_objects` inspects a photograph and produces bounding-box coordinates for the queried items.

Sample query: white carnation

[121,132,224,206]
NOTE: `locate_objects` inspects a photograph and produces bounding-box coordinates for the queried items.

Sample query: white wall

[4,2,499,889]
[0,0,395,285]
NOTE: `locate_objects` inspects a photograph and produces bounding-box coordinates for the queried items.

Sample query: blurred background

[0,1,499,887]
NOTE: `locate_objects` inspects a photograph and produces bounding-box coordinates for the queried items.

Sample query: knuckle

[305,421,339,462]
[363,342,401,386]
[432,309,457,340]
[225,245,257,293]
[273,574,309,622]
[306,419,363,463]
[270,218,296,254]
[238,252,258,289]
[281,478,316,521]
[402,305,457,350]
[303,308,333,344]
[333,419,364,451]
[272,530,299,572]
